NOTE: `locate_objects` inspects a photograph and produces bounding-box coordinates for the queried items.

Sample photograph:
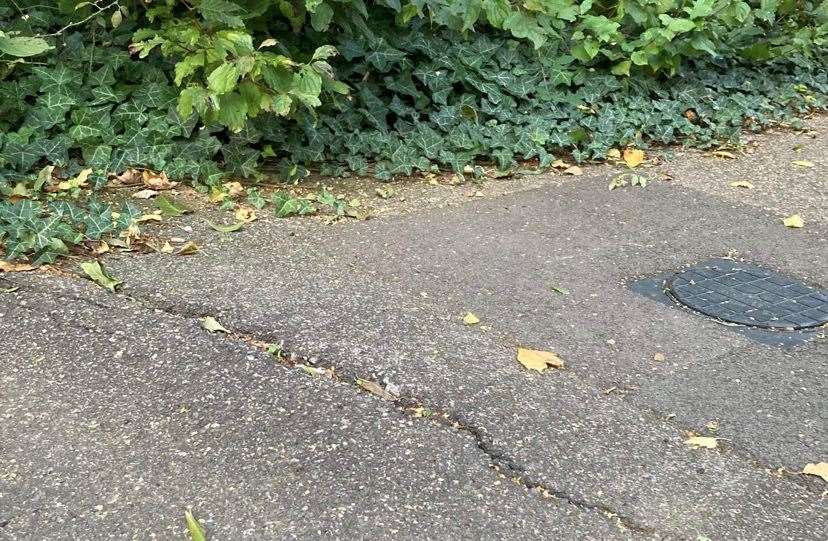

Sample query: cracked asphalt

[1,118,827,539]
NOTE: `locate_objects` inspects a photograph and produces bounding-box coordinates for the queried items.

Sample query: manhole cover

[667,260,828,330]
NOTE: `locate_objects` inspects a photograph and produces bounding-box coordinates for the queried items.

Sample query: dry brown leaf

[623,148,645,168]
[517,347,565,373]
[93,241,110,255]
[802,462,828,482]
[563,165,583,176]
[729,181,754,189]
[0,261,36,272]
[782,214,804,228]
[176,241,199,255]
[142,170,172,190]
[223,181,244,197]
[234,207,258,223]
[116,168,142,184]
[132,189,159,199]
[356,378,397,401]
[684,436,718,449]
[463,312,480,325]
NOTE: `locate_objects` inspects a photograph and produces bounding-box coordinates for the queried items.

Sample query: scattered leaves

[802,462,828,482]
[462,312,480,325]
[684,436,718,449]
[200,316,228,333]
[79,260,122,292]
[517,347,564,373]
[782,214,804,228]
[729,181,754,189]
[623,148,645,168]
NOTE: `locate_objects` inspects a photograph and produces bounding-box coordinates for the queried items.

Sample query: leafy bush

[0,0,826,262]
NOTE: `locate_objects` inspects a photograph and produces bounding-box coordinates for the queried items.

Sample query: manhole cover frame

[665,259,828,330]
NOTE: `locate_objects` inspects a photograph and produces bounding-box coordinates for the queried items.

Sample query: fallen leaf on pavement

[623,148,645,168]
[517,347,564,372]
[160,241,175,254]
[684,436,718,449]
[132,189,159,199]
[653,352,666,362]
[550,285,569,295]
[563,165,583,176]
[729,181,754,189]
[136,213,162,223]
[207,221,244,233]
[201,316,228,333]
[712,150,736,159]
[1,286,20,293]
[463,312,480,325]
[802,462,828,482]
[157,196,190,217]
[142,170,173,190]
[608,175,628,190]
[0,261,36,272]
[551,159,569,169]
[782,214,804,228]
[791,160,814,168]
[93,241,110,255]
[223,181,244,197]
[79,261,122,292]
[356,378,397,401]
[176,241,199,255]
[234,207,258,223]
[184,510,207,541]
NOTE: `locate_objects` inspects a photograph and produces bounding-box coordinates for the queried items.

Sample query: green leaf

[207,220,244,233]
[207,63,240,95]
[611,60,631,76]
[156,196,191,217]
[196,0,246,28]
[80,260,122,292]
[0,33,52,57]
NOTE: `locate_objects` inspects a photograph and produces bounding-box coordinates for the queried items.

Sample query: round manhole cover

[667,260,828,330]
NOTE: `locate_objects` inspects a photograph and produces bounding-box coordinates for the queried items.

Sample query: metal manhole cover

[667,260,828,330]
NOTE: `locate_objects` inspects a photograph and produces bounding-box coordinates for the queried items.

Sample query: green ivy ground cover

[0,1,826,265]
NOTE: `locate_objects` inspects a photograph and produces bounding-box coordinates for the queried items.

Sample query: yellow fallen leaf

[791,160,814,168]
[132,189,159,199]
[176,241,199,255]
[201,316,228,333]
[463,312,480,325]
[57,168,92,190]
[0,261,36,272]
[606,148,621,159]
[223,181,244,197]
[563,165,583,176]
[729,181,754,189]
[684,436,718,449]
[802,462,828,482]
[782,214,804,228]
[623,148,645,168]
[551,159,570,169]
[234,207,258,223]
[517,347,564,373]
[136,214,163,223]
[93,241,110,255]
[160,241,175,254]
[653,352,666,362]
[712,150,736,159]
